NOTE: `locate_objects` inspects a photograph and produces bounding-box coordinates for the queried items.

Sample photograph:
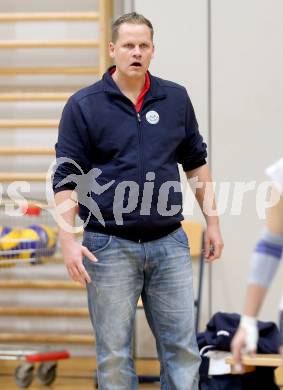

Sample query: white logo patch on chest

[146,110,160,124]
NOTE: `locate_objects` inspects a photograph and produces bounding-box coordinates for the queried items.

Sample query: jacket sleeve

[177,92,207,171]
[52,97,92,194]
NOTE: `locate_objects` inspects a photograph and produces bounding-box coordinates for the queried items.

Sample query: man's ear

[151,44,155,59]
[109,41,115,58]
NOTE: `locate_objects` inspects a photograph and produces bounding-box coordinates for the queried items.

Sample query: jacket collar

[102,66,166,100]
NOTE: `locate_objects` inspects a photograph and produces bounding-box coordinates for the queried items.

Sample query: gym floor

[0,376,159,389]
[0,357,160,389]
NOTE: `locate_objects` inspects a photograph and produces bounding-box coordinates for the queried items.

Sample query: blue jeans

[83,227,200,389]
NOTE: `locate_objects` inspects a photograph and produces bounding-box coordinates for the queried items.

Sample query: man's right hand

[231,316,258,366]
[61,240,97,286]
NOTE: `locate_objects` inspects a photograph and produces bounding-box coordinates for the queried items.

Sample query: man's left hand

[204,223,224,261]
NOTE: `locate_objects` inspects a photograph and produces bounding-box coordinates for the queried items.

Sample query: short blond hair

[111,12,154,42]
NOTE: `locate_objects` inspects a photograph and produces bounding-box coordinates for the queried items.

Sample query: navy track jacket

[53,68,207,239]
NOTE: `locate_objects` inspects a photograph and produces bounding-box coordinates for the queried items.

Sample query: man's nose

[133,46,142,56]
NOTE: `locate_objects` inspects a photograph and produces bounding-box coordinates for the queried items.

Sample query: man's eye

[140,44,148,49]
[125,44,133,49]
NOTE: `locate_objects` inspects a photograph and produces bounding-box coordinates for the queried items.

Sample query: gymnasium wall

[1,0,282,330]
[0,0,124,358]
[0,0,123,200]
[135,0,283,326]
[209,0,283,323]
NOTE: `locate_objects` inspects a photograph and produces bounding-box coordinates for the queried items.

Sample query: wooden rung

[275,367,283,386]
[0,280,144,307]
[0,198,51,209]
[0,40,99,49]
[181,220,203,257]
[0,92,71,101]
[0,357,160,377]
[0,333,94,344]
[226,354,283,368]
[0,306,88,317]
[0,67,99,75]
[0,173,48,182]
[0,119,58,128]
[0,147,54,155]
[0,12,99,22]
[0,280,83,290]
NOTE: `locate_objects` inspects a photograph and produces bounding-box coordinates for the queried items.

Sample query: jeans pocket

[83,231,112,255]
[168,227,190,249]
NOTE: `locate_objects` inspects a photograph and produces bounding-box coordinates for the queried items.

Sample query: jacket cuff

[183,158,207,172]
[53,184,77,194]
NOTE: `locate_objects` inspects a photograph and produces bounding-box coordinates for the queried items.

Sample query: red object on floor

[21,204,41,216]
[26,350,70,363]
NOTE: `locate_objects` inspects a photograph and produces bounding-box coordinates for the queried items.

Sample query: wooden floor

[0,376,160,389]
[0,356,160,389]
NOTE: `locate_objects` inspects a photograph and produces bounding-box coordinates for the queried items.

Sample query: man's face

[109,23,154,79]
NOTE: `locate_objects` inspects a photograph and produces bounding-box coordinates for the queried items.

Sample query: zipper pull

[137,112,141,122]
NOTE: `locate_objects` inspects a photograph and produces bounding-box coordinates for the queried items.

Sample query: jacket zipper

[136,111,144,208]
[136,111,143,242]
[108,92,163,213]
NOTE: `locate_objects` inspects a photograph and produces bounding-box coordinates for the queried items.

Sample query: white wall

[135,0,283,326]
[211,0,283,322]
[135,0,209,141]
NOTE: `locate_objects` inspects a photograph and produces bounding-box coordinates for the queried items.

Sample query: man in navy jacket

[53,12,223,390]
